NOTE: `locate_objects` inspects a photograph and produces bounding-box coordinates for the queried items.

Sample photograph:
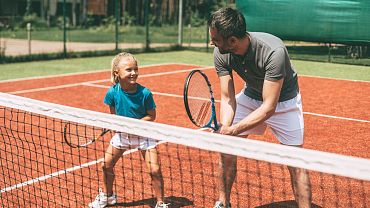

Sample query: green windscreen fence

[236,0,370,45]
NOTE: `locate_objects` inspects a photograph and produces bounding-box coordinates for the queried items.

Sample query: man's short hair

[208,7,247,39]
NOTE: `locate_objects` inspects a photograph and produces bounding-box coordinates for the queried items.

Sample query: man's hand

[219,124,237,136]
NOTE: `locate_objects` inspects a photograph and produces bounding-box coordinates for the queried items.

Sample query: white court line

[5,127,211,193]
[84,82,370,124]
[298,74,370,83]
[0,63,198,83]
[1,62,369,84]
[10,82,89,95]
[9,77,370,124]
[153,93,370,123]
[1,158,103,193]
[83,84,211,102]
[303,112,369,123]
[0,141,166,193]
[2,125,215,193]
[9,67,213,95]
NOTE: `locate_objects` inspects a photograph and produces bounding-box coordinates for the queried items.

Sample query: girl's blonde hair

[110,52,138,84]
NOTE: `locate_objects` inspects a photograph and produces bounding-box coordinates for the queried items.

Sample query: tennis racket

[183,70,219,131]
[63,122,110,148]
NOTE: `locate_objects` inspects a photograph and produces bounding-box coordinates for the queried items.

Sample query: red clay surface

[1,64,369,207]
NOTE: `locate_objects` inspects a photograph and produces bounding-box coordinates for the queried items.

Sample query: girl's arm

[108,106,116,133]
[109,106,116,114]
[141,109,156,121]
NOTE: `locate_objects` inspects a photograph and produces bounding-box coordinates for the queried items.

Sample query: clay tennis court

[0,63,369,207]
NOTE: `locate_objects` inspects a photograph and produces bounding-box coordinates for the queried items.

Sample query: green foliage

[133,26,145,34]
[5,14,47,30]
[83,13,96,28]
[22,13,48,29]
[102,16,116,27]
[190,11,206,27]
[90,16,120,31]
[122,13,136,26]
[56,16,70,29]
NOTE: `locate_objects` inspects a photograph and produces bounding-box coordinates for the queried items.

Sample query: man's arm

[218,75,237,133]
[221,78,283,136]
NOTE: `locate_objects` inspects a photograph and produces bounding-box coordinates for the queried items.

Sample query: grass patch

[0,45,185,64]
[287,46,370,66]
[291,60,370,81]
[0,50,369,82]
[1,26,208,44]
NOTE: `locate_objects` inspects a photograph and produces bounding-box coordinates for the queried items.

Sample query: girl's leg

[103,144,125,195]
[141,148,165,204]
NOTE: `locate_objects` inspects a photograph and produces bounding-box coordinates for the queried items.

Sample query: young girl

[89,52,169,208]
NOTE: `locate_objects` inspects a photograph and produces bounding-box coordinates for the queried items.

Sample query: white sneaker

[214,201,231,208]
[155,201,170,208]
[88,188,117,208]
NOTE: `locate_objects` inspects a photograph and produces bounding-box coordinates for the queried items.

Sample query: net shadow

[256,200,322,208]
[114,196,193,207]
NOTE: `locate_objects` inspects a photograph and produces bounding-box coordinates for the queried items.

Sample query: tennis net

[0,92,369,208]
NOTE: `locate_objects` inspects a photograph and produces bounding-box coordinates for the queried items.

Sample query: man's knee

[220,154,237,171]
[149,166,162,179]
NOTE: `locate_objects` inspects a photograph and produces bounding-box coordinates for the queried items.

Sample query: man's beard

[218,47,232,54]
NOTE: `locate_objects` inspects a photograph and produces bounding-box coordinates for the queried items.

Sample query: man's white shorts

[110,132,158,150]
[233,92,304,145]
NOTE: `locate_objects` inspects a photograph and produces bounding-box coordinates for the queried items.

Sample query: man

[208,7,312,208]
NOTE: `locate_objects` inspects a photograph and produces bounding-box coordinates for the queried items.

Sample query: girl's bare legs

[102,144,125,196]
[141,148,165,204]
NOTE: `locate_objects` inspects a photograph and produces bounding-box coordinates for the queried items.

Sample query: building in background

[0,1,235,28]
[0,0,110,27]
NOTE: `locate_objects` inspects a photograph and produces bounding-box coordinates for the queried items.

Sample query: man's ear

[228,36,238,46]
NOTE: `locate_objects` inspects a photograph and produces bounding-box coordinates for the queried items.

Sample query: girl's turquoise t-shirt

[104,83,156,119]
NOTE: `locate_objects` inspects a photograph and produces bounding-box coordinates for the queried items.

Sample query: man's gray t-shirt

[214,32,299,102]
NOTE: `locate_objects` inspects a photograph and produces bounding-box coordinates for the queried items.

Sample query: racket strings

[65,123,105,147]
[187,73,213,127]
[195,101,211,126]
